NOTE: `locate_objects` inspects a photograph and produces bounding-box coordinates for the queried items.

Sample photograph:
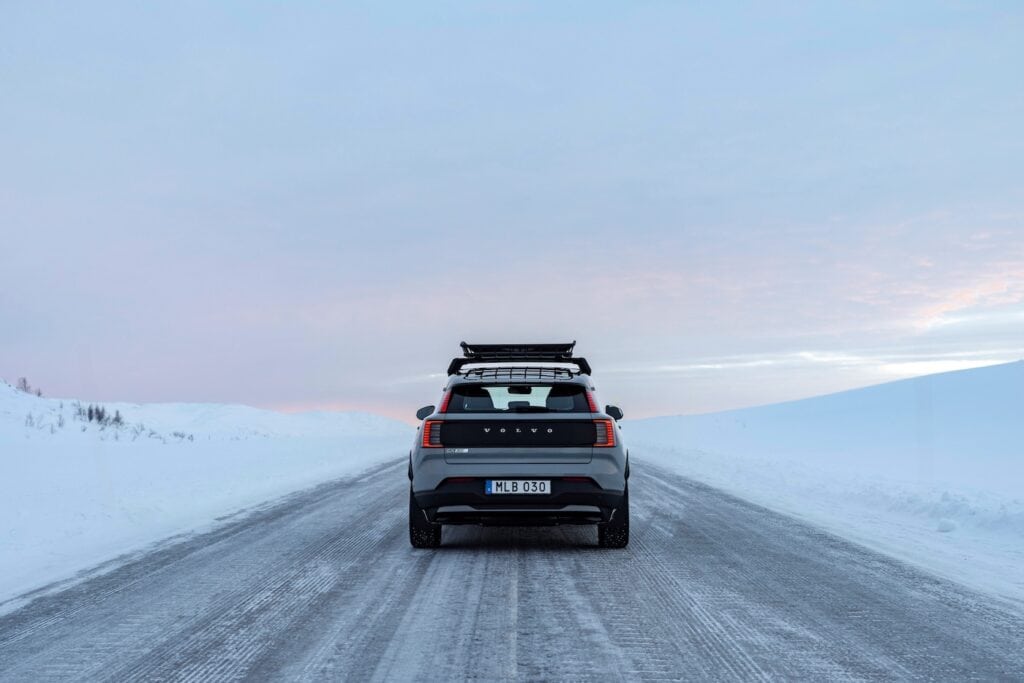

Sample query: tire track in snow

[111,468,404,682]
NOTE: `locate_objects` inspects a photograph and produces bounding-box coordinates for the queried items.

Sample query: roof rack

[447,342,593,376]
[460,367,578,382]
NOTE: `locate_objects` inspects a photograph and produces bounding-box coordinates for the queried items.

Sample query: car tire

[598,486,629,548]
[409,489,442,548]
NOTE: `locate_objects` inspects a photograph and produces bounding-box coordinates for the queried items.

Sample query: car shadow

[437,524,605,550]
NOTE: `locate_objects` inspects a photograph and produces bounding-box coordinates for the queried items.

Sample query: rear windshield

[447,384,591,413]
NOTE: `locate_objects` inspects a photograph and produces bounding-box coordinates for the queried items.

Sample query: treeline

[74,402,124,426]
[16,377,43,397]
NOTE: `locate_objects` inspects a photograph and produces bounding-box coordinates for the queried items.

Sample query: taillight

[422,420,443,448]
[438,389,452,413]
[594,419,615,447]
[586,391,599,412]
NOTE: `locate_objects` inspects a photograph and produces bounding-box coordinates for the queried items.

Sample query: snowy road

[1,459,1022,681]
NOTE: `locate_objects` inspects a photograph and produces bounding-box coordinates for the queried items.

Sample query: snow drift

[0,382,412,605]
[627,361,1024,604]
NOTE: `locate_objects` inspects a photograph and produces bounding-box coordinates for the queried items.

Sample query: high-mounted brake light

[593,419,616,447]
[586,390,599,413]
[438,389,452,413]
[422,420,443,448]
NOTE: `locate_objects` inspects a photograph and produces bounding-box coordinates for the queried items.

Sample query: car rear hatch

[440,415,594,464]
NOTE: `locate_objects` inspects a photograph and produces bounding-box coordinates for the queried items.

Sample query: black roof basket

[447,341,593,376]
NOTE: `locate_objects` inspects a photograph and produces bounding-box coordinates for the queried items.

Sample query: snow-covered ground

[3,362,1021,610]
[627,360,1024,604]
[0,381,412,604]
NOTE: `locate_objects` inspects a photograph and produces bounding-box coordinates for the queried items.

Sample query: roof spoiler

[447,341,593,376]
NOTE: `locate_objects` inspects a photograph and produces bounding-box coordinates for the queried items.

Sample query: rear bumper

[413,478,625,526]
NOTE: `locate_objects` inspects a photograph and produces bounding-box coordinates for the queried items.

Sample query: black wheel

[409,489,442,548]
[598,486,629,548]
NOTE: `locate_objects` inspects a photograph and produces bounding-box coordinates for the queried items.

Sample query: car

[408,342,629,548]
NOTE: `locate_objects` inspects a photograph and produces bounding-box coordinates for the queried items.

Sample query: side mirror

[606,405,624,421]
[415,405,435,421]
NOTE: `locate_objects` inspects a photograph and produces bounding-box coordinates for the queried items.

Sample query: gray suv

[408,342,629,548]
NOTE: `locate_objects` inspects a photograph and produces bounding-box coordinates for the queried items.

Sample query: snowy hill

[628,361,1024,603]
[0,382,412,606]
[1,380,409,441]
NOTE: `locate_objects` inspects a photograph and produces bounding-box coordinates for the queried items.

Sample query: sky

[2,1,1023,421]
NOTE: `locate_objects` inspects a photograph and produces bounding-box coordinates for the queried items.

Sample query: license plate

[485,479,550,495]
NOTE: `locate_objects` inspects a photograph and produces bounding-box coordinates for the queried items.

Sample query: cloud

[603,347,1023,379]
[911,270,1024,330]
[878,359,1012,377]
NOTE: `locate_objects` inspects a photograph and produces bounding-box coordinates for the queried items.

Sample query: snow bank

[627,361,1024,604]
[0,382,412,604]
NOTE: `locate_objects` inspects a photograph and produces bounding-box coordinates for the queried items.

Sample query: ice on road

[1,459,1022,681]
